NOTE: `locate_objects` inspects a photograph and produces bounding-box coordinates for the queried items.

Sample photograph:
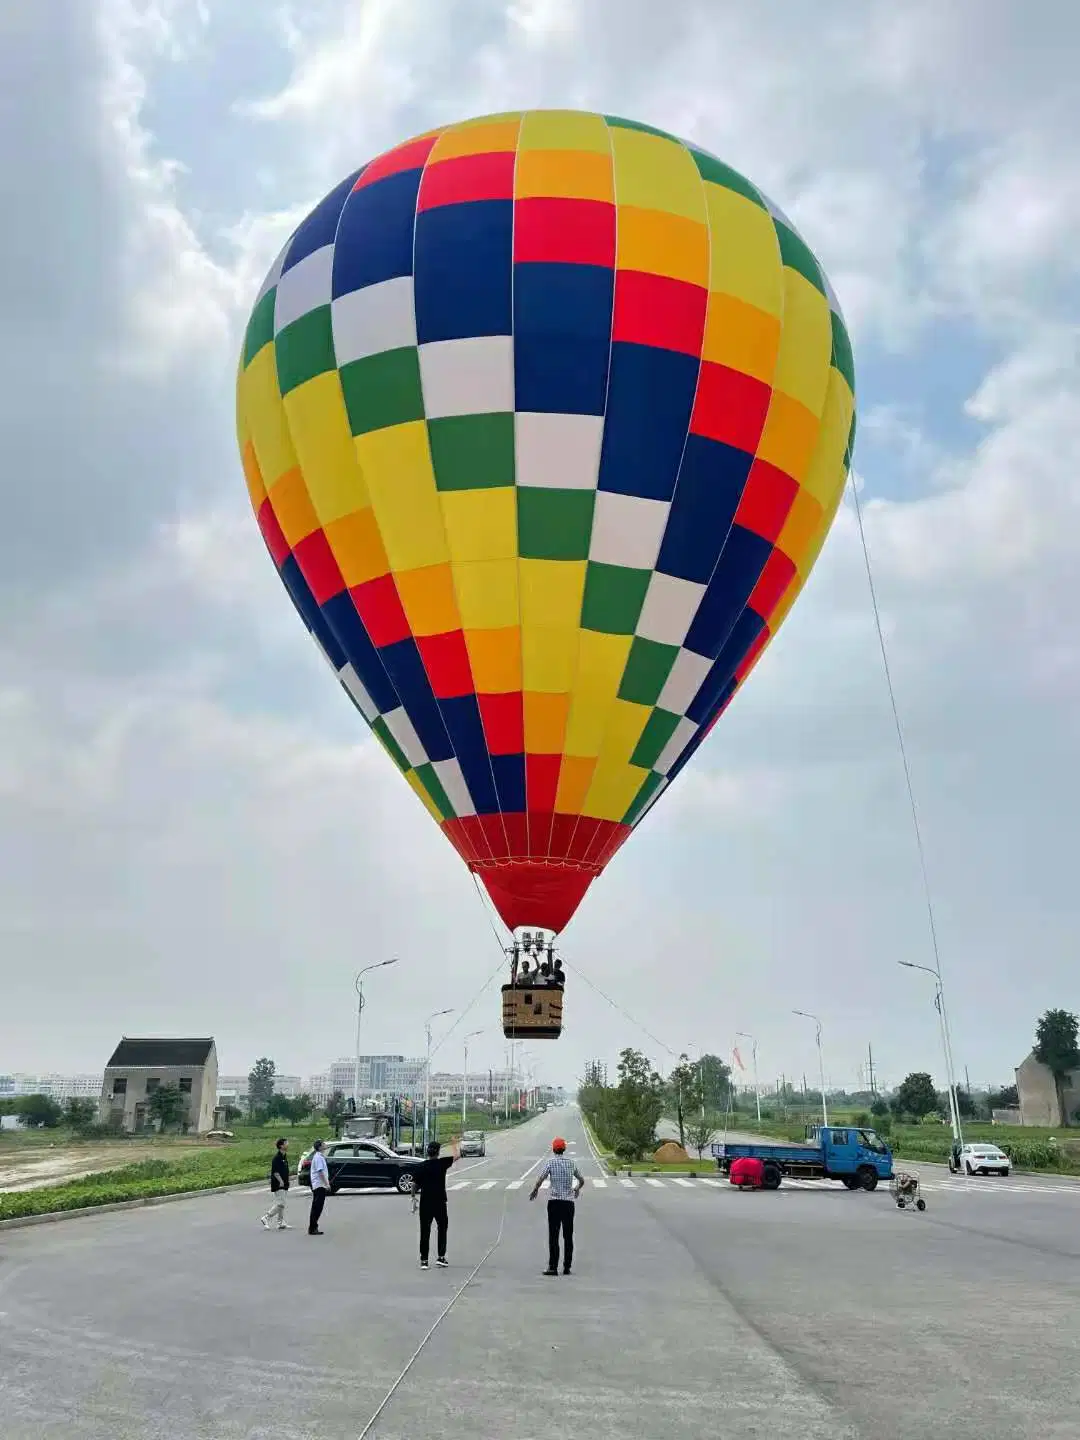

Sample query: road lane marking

[670,1178,695,1188]
[591,1177,607,1188]
[620,1178,636,1188]
[477,1180,497,1191]
[644,1177,665,1188]
[505,1180,524,1190]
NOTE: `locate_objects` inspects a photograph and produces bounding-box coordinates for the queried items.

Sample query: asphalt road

[3,1106,1079,1439]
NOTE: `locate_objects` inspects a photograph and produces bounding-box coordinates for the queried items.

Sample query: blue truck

[710,1124,894,1191]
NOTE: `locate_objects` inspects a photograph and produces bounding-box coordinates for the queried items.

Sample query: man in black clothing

[413,1135,459,1269]
[260,1138,291,1231]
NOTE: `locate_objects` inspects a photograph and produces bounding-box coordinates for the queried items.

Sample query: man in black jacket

[413,1135,459,1268]
[261,1137,291,1230]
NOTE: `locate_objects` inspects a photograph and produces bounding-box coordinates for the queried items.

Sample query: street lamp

[736,1032,762,1126]
[899,961,963,1145]
[424,1008,454,1149]
[462,1029,484,1127]
[353,960,399,1115]
[793,1011,828,1127]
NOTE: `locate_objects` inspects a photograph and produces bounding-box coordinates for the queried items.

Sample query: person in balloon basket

[260,1137,291,1230]
[308,1139,330,1235]
[413,1135,459,1268]
[530,1137,584,1275]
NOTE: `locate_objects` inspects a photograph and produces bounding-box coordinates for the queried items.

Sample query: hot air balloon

[236,110,856,1039]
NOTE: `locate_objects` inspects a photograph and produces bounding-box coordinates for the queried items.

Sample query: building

[2,1073,104,1101]
[101,1038,218,1134]
[327,1056,427,1102]
[1015,1051,1080,1126]
[216,1074,303,1105]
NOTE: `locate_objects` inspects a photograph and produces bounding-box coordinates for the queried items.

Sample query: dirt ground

[0,1140,212,1193]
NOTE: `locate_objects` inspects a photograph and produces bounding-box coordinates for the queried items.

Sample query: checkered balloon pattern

[236,110,856,934]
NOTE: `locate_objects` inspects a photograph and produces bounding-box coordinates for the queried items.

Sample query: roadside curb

[0,1180,261,1232]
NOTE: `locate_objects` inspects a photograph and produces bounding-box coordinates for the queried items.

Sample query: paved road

[3,1106,1079,1438]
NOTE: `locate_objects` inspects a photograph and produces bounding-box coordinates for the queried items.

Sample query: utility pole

[867,1043,877,1096]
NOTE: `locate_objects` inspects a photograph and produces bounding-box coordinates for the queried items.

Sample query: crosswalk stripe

[505,1180,524,1190]
[477,1180,497,1190]
[592,1178,607,1188]
[644,1177,665,1188]
[406,1173,1080,1200]
[670,1178,695,1188]
[449,1181,471,1190]
[620,1178,636,1188]
[697,1178,724,1188]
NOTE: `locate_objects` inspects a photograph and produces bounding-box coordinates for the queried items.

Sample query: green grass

[0,1112,545,1223]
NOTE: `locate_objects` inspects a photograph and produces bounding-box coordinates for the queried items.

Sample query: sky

[2,0,1079,1097]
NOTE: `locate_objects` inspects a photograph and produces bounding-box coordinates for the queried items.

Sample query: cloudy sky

[3,0,1078,1097]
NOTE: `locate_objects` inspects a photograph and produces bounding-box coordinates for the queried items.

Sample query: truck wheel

[762,1163,782,1190]
[842,1176,860,1190]
[858,1167,878,1192]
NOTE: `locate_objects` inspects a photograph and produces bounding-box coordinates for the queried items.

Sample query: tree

[1034,1009,1080,1125]
[289,1093,315,1124]
[667,1055,703,1149]
[148,1083,185,1133]
[952,1086,977,1119]
[64,1097,98,1134]
[686,1109,721,1159]
[609,1048,665,1162]
[247,1057,277,1120]
[697,1054,732,1111]
[870,1097,889,1118]
[15,1094,63,1129]
[988,1084,1019,1110]
[893,1072,939,1119]
[324,1090,348,1137]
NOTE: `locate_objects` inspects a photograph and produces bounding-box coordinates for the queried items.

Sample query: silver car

[459,1130,486,1157]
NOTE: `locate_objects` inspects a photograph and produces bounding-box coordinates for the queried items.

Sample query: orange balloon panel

[236,111,856,933]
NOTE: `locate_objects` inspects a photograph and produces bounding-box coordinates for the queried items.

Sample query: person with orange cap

[529,1136,584,1275]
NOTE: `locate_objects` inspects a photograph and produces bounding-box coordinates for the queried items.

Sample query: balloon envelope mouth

[473,861,598,934]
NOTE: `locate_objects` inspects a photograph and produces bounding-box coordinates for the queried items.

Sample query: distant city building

[216,1074,303,1104]
[3,1073,104,1101]
[101,1037,218,1134]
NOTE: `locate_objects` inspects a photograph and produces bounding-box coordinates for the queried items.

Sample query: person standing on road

[308,1139,330,1236]
[413,1135,459,1269]
[260,1137,292,1230]
[529,1137,584,1275]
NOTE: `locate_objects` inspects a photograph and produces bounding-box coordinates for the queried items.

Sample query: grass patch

[0,1112,545,1222]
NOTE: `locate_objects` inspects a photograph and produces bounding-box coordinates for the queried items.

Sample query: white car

[951,1143,1011,1176]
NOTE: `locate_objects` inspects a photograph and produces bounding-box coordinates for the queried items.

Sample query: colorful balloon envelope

[236,110,856,936]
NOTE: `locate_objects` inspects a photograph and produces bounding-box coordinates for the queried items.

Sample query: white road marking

[670,1178,695,1188]
[515,1157,545,1182]
[591,1177,607,1188]
[476,1180,497,1191]
[644,1177,665,1188]
[505,1180,524,1190]
[620,1178,637,1189]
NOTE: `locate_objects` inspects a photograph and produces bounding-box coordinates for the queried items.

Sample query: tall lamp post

[899,961,963,1145]
[793,1010,828,1127]
[736,1031,762,1126]
[424,1008,454,1149]
[462,1029,484,1127]
[353,959,399,1114]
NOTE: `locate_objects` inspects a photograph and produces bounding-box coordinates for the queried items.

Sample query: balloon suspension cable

[426,875,514,1063]
[563,956,680,1061]
[849,475,946,983]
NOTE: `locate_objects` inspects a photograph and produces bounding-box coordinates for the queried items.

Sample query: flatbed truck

[711,1124,894,1191]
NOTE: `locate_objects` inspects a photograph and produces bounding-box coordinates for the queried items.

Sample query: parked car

[297,1138,423,1194]
[459,1130,486,1157]
[950,1143,1011,1177]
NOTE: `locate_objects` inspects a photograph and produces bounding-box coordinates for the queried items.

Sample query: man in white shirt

[308,1139,330,1236]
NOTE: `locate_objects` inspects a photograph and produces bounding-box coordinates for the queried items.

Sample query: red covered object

[729,1156,765,1189]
